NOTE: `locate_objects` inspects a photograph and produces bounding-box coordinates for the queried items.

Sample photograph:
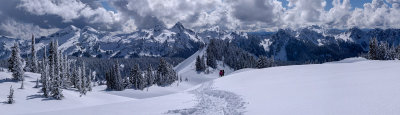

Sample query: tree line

[368,37,400,60]
[195,39,275,73]
[6,35,181,102]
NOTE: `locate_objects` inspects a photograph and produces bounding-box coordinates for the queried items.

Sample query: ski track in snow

[167,81,247,115]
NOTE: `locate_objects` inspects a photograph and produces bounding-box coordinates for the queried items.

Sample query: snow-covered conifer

[34,78,39,88]
[257,56,268,68]
[8,42,24,81]
[369,38,378,60]
[145,64,155,87]
[7,86,15,104]
[20,80,24,89]
[30,35,38,73]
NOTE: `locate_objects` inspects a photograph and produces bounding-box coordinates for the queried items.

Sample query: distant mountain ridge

[0,24,399,62]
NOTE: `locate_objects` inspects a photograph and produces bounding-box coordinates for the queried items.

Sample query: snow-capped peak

[82,26,99,33]
[171,22,185,31]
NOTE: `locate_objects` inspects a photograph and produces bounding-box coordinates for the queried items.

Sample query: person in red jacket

[219,70,225,77]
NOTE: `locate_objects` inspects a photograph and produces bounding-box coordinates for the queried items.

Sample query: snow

[212,58,400,114]
[260,39,272,52]
[106,47,233,99]
[335,32,352,42]
[2,57,400,114]
[0,71,134,115]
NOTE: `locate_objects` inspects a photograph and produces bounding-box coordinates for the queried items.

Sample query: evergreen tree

[59,52,65,88]
[20,80,24,89]
[48,41,56,84]
[7,86,15,104]
[87,69,93,91]
[51,68,64,100]
[106,62,124,91]
[369,38,378,60]
[377,41,388,60]
[206,54,217,69]
[41,47,50,97]
[396,46,400,59]
[81,69,87,96]
[34,78,39,88]
[145,64,155,87]
[114,62,124,90]
[387,45,396,60]
[130,64,142,89]
[257,56,268,68]
[62,55,71,88]
[76,67,82,92]
[30,35,38,73]
[156,58,177,86]
[8,42,24,81]
[195,56,206,71]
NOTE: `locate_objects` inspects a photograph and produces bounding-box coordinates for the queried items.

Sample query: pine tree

[156,59,167,86]
[87,69,93,91]
[111,61,124,91]
[30,35,38,73]
[257,56,268,68]
[20,80,24,89]
[81,71,87,96]
[200,55,206,70]
[195,56,203,71]
[41,47,50,97]
[369,38,378,60]
[7,86,15,104]
[51,67,64,100]
[62,55,70,88]
[49,40,63,100]
[206,54,217,69]
[81,62,88,94]
[76,67,82,92]
[387,45,396,60]
[377,41,388,60]
[396,46,400,59]
[145,64,155,87]
[48,41,56,84]
[34,78,39,88]
[156,58,177,86]
[8,42,24,81]
[130,64,142,89]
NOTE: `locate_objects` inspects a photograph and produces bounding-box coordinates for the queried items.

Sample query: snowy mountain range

[0,23,400,62]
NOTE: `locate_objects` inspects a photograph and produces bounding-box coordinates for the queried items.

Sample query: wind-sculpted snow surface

[168,81,246,115]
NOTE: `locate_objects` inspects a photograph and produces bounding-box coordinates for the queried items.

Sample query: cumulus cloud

[323,0,352,28]
[283,0,326,28]
[347,0,400,28]
[18,0,121,24]
[387,0,400,9]
[113,0,235,30]
[0,0,400,35]
[233,0,284,25]
[0,19,59,39]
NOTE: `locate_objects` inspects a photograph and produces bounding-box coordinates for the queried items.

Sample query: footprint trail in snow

[168,81,247,115]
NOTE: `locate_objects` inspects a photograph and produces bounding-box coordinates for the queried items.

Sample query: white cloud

[18,0,121,24]
[323,0,351,29]
[0,19,59,39]
[125,0,228,28]
[283,0,326,28]
[347,0,400,28]
[1,0,399,34]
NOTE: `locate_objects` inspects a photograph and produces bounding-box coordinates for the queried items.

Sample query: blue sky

[278,0,373,10]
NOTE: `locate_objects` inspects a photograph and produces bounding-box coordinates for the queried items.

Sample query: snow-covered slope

[0,71,134,115]
[104,47,233,99]
[3,58,400,114]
